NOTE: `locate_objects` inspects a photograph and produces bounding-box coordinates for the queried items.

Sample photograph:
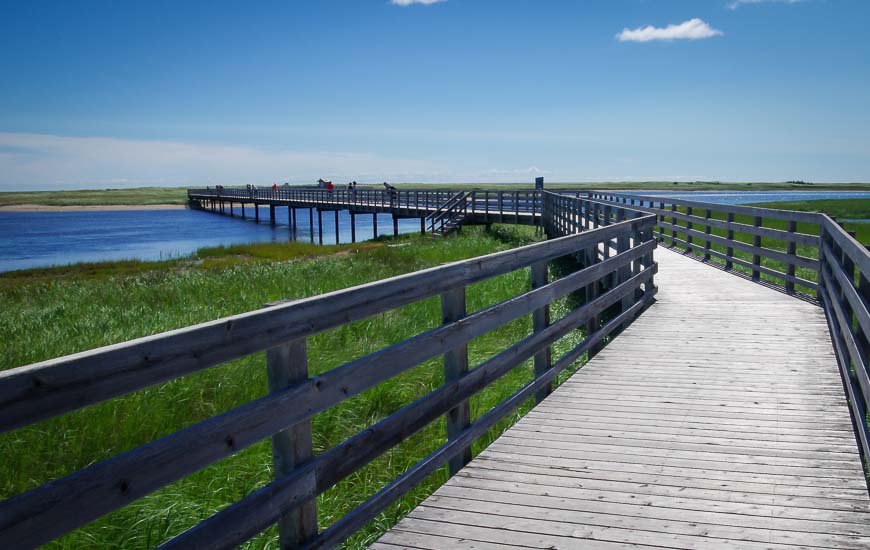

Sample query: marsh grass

[1,224,600,549]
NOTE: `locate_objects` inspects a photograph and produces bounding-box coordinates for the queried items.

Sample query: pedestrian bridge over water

[1,188,868,549]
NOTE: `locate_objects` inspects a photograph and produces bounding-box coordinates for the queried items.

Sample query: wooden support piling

[317,209,323,245]
[350,213,356,243]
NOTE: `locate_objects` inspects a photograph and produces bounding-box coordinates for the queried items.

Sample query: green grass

[0,186,189,206]
[0,224,595,549]
[746,199,870,245]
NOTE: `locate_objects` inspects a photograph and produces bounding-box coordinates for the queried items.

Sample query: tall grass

[1,224,593,549]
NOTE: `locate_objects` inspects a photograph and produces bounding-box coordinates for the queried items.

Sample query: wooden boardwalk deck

[374,247,870,550]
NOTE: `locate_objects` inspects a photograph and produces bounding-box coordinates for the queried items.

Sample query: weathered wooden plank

[470,456,870,499]
[423,493,870,548]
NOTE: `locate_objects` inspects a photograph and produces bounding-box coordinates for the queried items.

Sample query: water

[3,190,869,273]
[0,208,422,273]
[631,190,870,205]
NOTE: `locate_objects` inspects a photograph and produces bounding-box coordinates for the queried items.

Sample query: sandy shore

[0,204,187,212]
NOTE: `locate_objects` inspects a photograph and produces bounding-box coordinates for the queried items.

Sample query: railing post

[441,286,471,475]
[685,206,693,252]
[752,216,762,280]
[670,204,677,245]
[531,261,552,403]
[704,209,712,261]
[786,220,797,294]
[498,191,504,223]
[726,213,735,270]
[586,241,602,358]
[265,337,318,548]
[859,266,870,361]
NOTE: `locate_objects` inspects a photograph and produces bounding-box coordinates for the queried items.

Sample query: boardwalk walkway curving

[374,247,870,550]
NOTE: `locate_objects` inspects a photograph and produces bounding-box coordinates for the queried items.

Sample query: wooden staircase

[426,191,472,237]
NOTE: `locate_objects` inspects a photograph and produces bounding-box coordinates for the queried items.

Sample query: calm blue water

[3,190,869,273]
[0,208,421,272]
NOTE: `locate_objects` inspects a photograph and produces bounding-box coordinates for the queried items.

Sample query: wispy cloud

[728,0,803,10]
[0,133,440,191]
[616,18,724,42]
[390,0,446,6]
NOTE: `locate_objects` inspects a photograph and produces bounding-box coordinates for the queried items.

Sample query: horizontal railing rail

[588,191,822,297]
[818,215,870,465]
[187,187,542,216]
[0,200,657,549]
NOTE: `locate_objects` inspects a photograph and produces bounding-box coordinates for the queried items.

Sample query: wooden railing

[819,216,870,464]
[588,191,821,297]
[590,191,870,475]
[0,201,657,549]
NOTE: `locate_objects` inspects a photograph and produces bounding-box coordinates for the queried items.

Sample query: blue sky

[1,0,868,190]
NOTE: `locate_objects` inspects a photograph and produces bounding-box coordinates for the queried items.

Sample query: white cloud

[390,0,446,5]
[616,18,724,42]
[728,0,803,10]
[0,133,440,191]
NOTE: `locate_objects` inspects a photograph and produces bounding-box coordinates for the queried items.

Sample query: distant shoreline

[0,204,187,212]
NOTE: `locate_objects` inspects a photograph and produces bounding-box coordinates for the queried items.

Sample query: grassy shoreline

[3,182,870,208]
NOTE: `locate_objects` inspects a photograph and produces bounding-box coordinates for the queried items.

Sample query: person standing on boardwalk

[384,181,398,205]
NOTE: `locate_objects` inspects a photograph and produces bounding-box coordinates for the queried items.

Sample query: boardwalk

[4,190,869,549]
[374,247,870,550]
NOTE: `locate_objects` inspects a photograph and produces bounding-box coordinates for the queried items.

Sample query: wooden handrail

[588,191,822,296]
[0,203,658,549]
[818,215,870,466]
